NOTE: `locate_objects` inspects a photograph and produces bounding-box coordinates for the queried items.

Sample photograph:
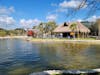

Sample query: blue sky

[0,0,100,29]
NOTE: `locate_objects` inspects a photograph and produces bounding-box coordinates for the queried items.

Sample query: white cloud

[0,6,16,29]
[59,0,81,8]
[77,19,83,22]
[20,19,33,26]
[20,18,41,27]
[33,19,41,25]
[9,6,15,12]
[46,14,57,21]
[47,8,67,15]
[74,16,100,22]
[87,16,100,22]
[0,6,15,15]
[0,16,16,26]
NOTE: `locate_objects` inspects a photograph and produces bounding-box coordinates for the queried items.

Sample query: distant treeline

[0,20,99,37]
[0,28,26,37]
[82,21,99,36]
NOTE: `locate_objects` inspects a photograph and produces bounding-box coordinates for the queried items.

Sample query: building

[53,22,90,38]
[27,29,38,37]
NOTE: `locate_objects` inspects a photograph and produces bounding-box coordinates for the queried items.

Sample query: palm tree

[34,21,57,38]
[38,22,46,38]
[70,23,77,38]
[46,21,57,37]
[38,23,43,38]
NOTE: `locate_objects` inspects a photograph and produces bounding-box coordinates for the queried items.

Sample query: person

[70,32,75,38]
[60,33,63,38]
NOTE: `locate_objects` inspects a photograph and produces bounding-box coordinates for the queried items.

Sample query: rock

[30,69,100,75]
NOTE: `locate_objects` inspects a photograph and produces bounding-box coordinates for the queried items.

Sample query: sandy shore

[0,36,28,39]
[28,38,100,44]
[1,37,100,44]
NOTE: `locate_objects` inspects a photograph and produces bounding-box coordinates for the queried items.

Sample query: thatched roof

[53,22,90,33]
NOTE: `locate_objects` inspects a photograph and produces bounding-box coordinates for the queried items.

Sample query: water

[0,39,100,75]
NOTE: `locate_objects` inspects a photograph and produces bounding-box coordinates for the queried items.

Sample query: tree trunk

[83,32,84,38]
[98,24,100,38]
[77,31,80,38]
[97,19,100,39]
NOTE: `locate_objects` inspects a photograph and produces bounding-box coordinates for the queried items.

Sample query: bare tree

[67,0,100,19]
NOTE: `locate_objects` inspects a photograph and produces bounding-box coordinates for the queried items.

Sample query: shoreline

[1,37,100,44]
[0,36,28,39]
[28,38,100,44]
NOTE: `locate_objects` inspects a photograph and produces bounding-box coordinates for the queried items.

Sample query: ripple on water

[0,39,100,75]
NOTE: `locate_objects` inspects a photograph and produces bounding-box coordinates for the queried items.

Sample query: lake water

[0,39,100,75]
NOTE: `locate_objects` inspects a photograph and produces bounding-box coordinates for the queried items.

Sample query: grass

[28,37,100,45]
[31,37,96,41]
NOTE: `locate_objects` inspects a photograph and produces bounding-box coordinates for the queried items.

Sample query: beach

[0,36,28,39]
[1,36,100,44]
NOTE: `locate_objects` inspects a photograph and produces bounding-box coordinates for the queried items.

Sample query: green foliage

[0,28,26,36]
[86,19,100,36]
[14,28,26,35]
[46,21,57,34]
[89,22,98,36]
[33,26,37,29]
[81,21,92,28]
[0,30,7,36]
[0,28,5,31]
[70,23,77,31]
[81,21,99,36]
[34,21,57,35]
[38,22,45,33]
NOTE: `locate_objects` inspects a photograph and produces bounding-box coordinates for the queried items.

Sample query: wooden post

[84,33,86,38]
[84,32,85,38]
[77,31,80,39]
[83,32,84,38]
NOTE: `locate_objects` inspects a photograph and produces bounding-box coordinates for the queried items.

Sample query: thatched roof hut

[53,22,90,33]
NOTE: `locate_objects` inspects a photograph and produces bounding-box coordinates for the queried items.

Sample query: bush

[0,31,7,37]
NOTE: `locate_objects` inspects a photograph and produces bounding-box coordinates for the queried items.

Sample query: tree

[70,23,77,38]
[37,22,45,38]
[0,28,5,30]
[33,26,37,29]
[46,21,57,36]
[14,28,26,35]
[97,19,100,39]
[89,19,100,39]
[66,0,100,19]
[70,23,77,31]
[89,22,98,36]
[32,21,57,38]
[36,21,57,38]
[0,29,7,36]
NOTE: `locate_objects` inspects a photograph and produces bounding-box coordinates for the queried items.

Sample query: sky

[0,0,100,29]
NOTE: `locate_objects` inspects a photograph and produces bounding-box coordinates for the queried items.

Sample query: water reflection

[0,39,100,75]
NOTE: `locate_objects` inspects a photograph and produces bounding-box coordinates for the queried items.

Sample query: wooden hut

[53,22,90,38]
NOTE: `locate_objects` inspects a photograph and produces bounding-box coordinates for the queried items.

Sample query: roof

[53,22,90,33]
[27,29,39,33]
